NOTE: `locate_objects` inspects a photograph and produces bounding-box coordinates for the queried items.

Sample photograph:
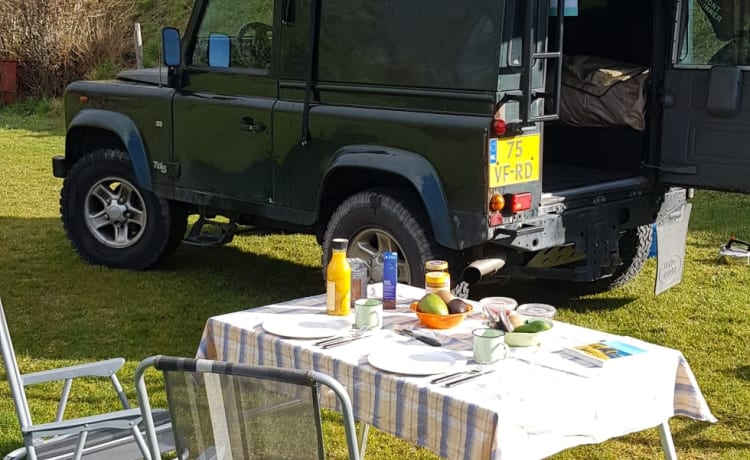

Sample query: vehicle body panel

[660,68,750,192]
[659,0,750,193]
[63,80,176,189]
[56,0,750,290]
[272,100,491,248]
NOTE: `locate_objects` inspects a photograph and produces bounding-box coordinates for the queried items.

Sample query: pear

[434,289,455,304]
[417,293,449,315]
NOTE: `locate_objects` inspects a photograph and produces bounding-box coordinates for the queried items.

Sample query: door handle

[238,116,266,133]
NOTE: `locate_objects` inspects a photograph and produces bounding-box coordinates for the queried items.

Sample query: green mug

[354,298,383,330]
[472,328,509,364]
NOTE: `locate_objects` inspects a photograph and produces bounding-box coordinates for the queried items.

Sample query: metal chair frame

[135,355,361,460]
[0,297,171,460]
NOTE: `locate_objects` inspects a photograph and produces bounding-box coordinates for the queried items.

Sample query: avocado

[512,319,550,333]
[417,293,449,315]
[447,298,468,314]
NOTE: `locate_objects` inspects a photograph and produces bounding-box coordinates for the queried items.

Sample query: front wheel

[322,190,442,286]
[60,148,186,270]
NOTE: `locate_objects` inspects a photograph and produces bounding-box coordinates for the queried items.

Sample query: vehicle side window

[191,0,274,71]
[678,0,750,66]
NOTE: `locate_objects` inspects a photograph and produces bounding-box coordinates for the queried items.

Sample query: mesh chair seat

[135,356,360,460]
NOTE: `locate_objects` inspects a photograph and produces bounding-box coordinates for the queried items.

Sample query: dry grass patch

[0,0,135,97]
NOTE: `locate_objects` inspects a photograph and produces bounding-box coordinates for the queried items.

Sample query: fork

[430,365,486,385]
[315,326,369,347]
[443,368,496,387]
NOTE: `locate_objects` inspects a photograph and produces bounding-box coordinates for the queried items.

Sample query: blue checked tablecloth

[196,284,715,460]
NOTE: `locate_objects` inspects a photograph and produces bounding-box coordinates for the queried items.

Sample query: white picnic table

[196,284,715,459]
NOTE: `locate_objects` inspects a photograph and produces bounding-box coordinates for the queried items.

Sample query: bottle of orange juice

[326,238,351,316]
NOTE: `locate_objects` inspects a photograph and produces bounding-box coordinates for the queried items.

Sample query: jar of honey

[424,260,450,294]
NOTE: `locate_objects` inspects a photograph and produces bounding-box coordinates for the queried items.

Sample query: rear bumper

[476,187,687,282]
[492,177,658,252]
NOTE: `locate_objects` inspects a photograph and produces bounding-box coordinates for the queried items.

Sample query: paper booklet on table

[563,339,646,367]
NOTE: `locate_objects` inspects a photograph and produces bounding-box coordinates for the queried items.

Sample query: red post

[0,59,18,104]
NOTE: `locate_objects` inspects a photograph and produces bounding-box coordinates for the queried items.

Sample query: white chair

[0,297,174,460]
[135,355,361,460]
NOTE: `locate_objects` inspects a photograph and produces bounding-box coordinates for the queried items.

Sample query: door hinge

[167,162,181,178]
[642,163,698,175]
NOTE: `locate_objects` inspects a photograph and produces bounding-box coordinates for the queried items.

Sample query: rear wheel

[322,190,442,286]
[566,224,653,296]
[60,148,187,269]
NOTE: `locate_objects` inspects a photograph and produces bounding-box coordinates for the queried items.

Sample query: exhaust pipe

[462,258,506,285]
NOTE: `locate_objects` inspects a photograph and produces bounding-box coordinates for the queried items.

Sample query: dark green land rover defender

[53,0,750,295]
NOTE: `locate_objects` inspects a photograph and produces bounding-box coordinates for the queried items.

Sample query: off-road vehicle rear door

[172,0,277,203]
[660,0,750,192]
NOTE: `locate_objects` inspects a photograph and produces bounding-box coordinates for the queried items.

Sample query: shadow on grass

[727,365,750,381]
[669,418,750,452]
[467,280,637,311]
[0,216,323,362]
[617,422,750,454]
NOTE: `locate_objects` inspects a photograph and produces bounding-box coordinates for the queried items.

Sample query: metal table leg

[357,423,370,459]
[658,420,677,460]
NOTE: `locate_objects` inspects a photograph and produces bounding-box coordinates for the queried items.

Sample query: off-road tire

[567,224,653,296]
[322,190,443,285]
[60,148,187,270]
[163,201,188,256]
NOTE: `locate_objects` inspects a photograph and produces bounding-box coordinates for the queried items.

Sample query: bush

[136,0,193,67]
[0,0,135,98]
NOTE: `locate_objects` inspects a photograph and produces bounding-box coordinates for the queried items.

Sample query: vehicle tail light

[508,192,532,213]
[489,194,505,212]
[492,119,506,136]
[79,95,89,103]
[489,214,503,226]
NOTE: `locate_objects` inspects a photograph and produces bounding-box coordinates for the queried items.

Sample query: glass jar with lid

[348,258,369,308]
[424,260,450,293]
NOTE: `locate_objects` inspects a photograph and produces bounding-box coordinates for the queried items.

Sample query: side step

[183,209,238,247]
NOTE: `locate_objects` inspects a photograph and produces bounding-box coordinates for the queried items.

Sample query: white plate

[262,314,352,339]
[367,345,467,375]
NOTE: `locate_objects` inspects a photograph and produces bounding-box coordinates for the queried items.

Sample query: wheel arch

[317,145,458,249]
[66,109,152,191]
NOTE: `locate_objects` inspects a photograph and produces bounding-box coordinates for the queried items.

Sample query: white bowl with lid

[516,303,557,320]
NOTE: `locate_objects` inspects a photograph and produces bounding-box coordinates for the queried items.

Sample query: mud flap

[654,202,692,295]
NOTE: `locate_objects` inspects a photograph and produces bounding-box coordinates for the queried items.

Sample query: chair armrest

[24,408,170,437]
[22,407,145,437]
[22,358,126,385]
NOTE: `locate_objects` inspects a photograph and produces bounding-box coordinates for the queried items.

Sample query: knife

[443,369,496,387]
[315,335,349,346]
[430,370,469,384]
[396,329,442,347]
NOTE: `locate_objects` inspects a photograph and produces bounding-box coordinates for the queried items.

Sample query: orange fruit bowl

[409,302,473,329]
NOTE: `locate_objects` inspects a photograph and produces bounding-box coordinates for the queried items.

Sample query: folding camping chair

[0,297,174,460]
[135,355,361,460]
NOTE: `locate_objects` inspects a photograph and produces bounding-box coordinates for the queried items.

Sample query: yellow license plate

[488,134,540,188]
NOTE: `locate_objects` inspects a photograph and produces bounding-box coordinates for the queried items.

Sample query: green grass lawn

[1,103,749,459]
